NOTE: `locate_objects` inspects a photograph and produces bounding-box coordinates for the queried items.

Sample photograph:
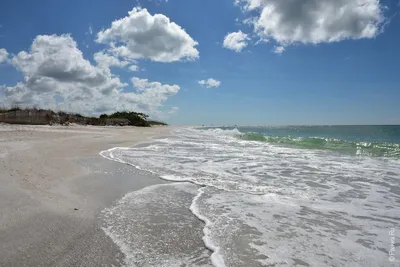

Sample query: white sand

[0,124,175,267]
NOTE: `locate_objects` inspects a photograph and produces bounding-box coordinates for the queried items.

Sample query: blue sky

[0,0,399,125]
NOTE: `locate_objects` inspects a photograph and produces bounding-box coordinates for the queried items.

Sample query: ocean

[100,125,400,267]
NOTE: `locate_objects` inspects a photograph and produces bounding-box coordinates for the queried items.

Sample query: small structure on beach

[0,109,54,125]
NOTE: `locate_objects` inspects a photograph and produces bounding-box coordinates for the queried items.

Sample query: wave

[199,127,242,137]
[200,128,400,158]
[239,132,400,158]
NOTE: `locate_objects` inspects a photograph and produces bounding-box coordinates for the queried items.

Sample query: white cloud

[97,7,199,62]
[235,0,386,46]
[88,25,93,35]
[94,51,130,69]
[273,46,285,54]
[0,48,8,63]
[198,78,221,88]
[9,35,125,96]
[1,34,180,118]
[168,106,179,114]
[223,31,249,52]
[125,77,180,109]
[128,65,139,72]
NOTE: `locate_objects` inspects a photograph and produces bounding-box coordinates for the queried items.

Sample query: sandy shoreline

[0,124,195,267]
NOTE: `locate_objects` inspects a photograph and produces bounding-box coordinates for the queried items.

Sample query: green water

[222,125,400,158]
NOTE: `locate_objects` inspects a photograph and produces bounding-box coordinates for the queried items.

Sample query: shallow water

[101,127,400,266]
[101,182,212,267]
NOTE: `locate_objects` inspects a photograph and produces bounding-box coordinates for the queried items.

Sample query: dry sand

[0,124,178,267]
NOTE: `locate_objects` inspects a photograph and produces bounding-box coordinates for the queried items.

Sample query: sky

[0,0,399,126]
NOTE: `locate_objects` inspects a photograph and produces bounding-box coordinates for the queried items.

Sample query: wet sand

[0,124,207,267]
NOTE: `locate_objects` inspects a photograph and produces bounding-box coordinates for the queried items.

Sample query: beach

[0,124,209,267]
[0,0,398,265]
[1,125,399,267]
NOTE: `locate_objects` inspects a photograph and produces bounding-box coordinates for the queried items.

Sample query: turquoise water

[212,125,400,158]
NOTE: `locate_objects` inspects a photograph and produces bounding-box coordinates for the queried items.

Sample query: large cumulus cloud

[1,34,179,117]
[235,0,386,47]
[97,7,199,62]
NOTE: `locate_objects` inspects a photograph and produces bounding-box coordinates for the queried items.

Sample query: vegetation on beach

[147,120,168,126]
[99,111,150,126]
[0,107,167,127]
[0,106,21,114]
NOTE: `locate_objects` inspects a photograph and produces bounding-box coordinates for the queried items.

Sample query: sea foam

[101,127,400,267]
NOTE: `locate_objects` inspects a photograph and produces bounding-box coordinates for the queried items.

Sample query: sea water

[101,126,400,267]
